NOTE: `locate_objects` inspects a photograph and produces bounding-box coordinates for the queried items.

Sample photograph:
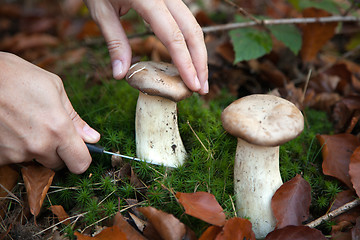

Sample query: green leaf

[268,24,302,55]
[289,0,340,14]
[229,28,272,63]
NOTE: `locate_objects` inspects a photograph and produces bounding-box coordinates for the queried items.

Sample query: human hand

[84,0,208,95]
[0,52,100,174]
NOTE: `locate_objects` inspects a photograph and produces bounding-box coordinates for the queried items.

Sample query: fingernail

[203,81,209,94]
[83,124,100,141]
[194,76,201,90]
[112,60,123,78]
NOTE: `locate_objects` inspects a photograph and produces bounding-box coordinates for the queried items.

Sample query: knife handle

[85,143,105,154]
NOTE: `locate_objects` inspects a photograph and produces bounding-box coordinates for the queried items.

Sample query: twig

[305,198,360,228]
[224,0,262,25]
[33,212,88,236]
[187,121,209,153]
[202,15,360,33]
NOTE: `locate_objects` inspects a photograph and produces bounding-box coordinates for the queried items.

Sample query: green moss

[49,45,337,236]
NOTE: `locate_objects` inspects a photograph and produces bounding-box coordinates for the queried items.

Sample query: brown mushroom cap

[125,61,192,102]
[221,94,304,146]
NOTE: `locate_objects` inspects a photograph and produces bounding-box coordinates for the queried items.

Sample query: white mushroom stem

[135,92,187,167]
[234,138,283,239]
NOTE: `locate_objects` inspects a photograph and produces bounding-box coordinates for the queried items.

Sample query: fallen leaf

[216,41,235,63]
[21,164,55,216]
[49,205,70,225]
[139,206,186,240]
[317,133,360,189]
[0,165,19,218]
[76,20,102,40]
[176,191,226,226]
[331,220,353,234]
[265,225,326,239]
[258,60,288,88]
[300,8,337,62]
[215,218,256,240]
[129,212,146,232]
[332,97,360,133]
[199,225,223,240]
[352,217,360,239]
[271,174,311,229]
[350,146,360,197]
[74,226,127,240]
[331,231,352,240]
[113,212,146,240]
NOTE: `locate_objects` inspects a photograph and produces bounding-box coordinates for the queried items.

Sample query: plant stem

[202,15,360,33]
[305,198,360,228]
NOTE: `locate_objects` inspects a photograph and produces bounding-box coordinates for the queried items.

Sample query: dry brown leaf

[74,226,127,240]
[271,174,311,229]
[216,41,235,63]
[176,191,226,226]
[0,165,19,218]
[215,218,256,240]
[352,217,360,239]
[113,212,146,240]
[350,146,360,197]
[21,164,55,216]
[300,8,337,62]
[199,226,223,240]
[76,20,102,40]
[265,225,326,240]
[258,60,288,88]
[49,205,70,225]
[139,206,186,240]
[317,133,360,189]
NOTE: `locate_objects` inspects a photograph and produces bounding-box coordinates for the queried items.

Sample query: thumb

[72,114,101,144]
[61,92,100,143]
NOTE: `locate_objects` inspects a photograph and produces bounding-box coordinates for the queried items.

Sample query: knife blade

[85,143,162,166]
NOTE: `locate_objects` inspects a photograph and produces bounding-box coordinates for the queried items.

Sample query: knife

[85,143,162,166]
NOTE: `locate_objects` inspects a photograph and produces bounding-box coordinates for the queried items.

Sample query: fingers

[133,0,208,94]
[164,0,209,94]
[86,0,132,80]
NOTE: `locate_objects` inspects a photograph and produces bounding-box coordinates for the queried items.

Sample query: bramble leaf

[229,27,272,63]
[268,24,302,55]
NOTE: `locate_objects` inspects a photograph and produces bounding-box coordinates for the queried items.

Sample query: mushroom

[221,94,304,239]
[125,61,192,168]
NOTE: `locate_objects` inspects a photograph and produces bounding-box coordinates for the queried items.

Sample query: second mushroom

[125,61,192,168]
[221,94,304,239]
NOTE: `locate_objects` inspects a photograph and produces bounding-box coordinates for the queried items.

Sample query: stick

[305,198,360,228]
[202,15,360,33]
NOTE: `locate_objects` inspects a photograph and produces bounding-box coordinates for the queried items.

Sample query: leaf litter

[1,0,360,239]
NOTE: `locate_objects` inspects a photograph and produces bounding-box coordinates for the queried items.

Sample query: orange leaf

[317,133,360,189]
[74,226,127,240]
[265,225,326,239]
[113,212,146,240]
[21,164,55,216]
[271,174,311,228]
[139,206,186,240]
[199,226,223,240]
[49,205,70,225]
[300,8,337,62]
[0,165,19,197]
[176,191,226,226]
[0,165,19,218]
[350,146,360,196]
[215,218,255,240]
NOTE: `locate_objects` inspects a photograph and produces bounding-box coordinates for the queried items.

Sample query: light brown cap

[125,61,192,102]
[221,94,304,146]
